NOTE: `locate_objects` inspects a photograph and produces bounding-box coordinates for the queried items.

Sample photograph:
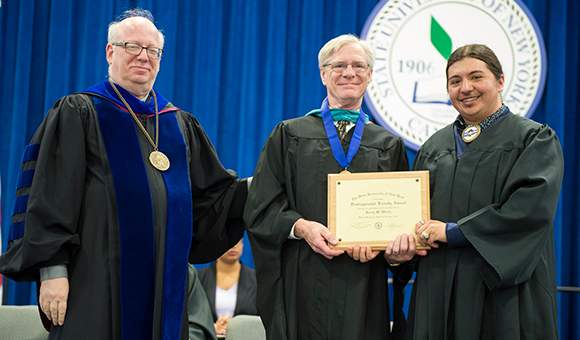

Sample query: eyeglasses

[323,61,369,74]
[112,42,164,60]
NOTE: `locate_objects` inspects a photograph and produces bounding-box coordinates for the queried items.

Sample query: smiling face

[106,17,163,99]
[320,43,373,110]
[447,57,504,125]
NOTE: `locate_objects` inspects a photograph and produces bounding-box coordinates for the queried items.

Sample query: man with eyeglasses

[0,8,246,340]
[245,34,424,340]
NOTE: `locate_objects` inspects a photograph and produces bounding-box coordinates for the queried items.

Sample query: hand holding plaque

[328,171,430,250]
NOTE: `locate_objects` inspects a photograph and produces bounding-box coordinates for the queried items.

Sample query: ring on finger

[392,251,399,255]
[421,231,429,240]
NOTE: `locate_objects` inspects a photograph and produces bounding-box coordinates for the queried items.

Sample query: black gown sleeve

[458,125,564,289]
[179,113,246,264]
[0,95,92,281]
[243,122,302,248]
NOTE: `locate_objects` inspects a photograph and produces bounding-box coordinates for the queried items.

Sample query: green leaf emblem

[431,16,452,60]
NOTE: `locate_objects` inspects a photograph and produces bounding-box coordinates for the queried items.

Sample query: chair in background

[224,315,266,340]
[0,305,49,340]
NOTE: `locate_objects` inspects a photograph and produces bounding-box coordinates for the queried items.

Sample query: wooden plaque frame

[328,171,430,250]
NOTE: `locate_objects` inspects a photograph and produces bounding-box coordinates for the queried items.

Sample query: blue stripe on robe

[11,195,29,216]
[8,221,25,242]
[158,113,193,338]
[16,169,35,189]
[10,146,40,241]
[93,96,156,340]
[21,143,40,163]
[91,93,191,340]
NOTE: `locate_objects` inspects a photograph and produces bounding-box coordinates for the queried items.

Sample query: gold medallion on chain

[149,150,170,171]
[109,79,170,171]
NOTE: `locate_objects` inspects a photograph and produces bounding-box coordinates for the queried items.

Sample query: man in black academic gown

[244,34,425,340]
[0,8,246,340]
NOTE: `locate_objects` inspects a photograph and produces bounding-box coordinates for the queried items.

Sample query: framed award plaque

[328,171,430,250]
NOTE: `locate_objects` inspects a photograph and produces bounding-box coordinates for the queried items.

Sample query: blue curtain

[1,0,578,338]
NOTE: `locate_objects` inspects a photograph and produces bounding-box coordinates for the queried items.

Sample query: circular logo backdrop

[361,0,547,150]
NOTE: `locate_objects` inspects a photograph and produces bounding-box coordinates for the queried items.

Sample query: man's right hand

[39,277,69,326]
[294,218,344,259]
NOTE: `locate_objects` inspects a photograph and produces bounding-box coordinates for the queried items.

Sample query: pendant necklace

[320,98,365,175]
[461,125,481,143]
[109,79,170,171]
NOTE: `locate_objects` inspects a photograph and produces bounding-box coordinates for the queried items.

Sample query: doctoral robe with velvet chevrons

[0,81,246,340]
[406,111,564,340]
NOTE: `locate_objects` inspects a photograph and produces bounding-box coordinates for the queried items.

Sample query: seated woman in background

[198,239,258,336]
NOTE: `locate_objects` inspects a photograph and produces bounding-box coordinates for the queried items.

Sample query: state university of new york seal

[362,0,547,150]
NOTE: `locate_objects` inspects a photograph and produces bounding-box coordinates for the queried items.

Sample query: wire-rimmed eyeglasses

[323,61,369,74]
[112,42,164,60]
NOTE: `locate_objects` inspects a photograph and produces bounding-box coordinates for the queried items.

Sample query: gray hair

[318,34,375,71]
[108,8,165,47]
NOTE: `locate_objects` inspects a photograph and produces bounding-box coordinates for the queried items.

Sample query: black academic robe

[197,262,258,321]
[244,115,411,340]
[0,87,245,339]
[407,112,564,340]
